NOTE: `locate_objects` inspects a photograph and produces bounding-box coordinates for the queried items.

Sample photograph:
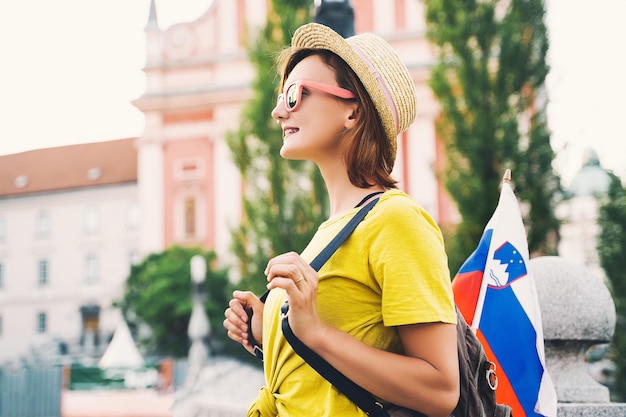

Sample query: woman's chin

[279,145,302,160]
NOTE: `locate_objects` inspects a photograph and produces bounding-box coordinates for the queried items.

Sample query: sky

[0,0,624,187]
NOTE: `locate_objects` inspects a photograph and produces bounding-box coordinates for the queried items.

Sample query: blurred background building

[557,148,612,281]
[0,139,139,363]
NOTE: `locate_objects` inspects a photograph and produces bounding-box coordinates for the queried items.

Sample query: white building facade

[0,140,139,363]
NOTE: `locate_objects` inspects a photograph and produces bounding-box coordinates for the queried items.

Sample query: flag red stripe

[451,271,482,324]
[476,329,525,417]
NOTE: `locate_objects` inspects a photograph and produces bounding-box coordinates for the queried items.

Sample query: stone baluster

[185,255,211,390]
[531,256,626,416]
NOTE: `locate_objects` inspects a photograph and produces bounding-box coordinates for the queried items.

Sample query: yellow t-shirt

[247,189,456,417]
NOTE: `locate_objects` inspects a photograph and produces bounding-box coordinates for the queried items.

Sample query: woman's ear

[344,106,358,129]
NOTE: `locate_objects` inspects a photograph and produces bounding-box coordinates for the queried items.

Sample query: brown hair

[278,48,398,189]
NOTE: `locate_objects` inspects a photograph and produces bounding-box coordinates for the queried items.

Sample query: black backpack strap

[309,197,379,271]
[248,197,380,362]
[248,290,270,360]
[280,196,392,417]
[281,304,388,416]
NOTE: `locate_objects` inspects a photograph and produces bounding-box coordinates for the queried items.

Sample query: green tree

[116,245,234,358]
[425,0,561,274]
[597,174,626,400]
[227,0,328,295]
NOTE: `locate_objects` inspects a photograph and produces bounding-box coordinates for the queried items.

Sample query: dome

[567,148,611,198]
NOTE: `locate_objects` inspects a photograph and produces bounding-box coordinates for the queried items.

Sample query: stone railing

[170,357,263,417]
[532,256,626,416]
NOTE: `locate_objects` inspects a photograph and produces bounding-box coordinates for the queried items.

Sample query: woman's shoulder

[375,189,425,216]
[369,189,441,233]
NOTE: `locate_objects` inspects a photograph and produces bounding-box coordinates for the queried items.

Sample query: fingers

[223,292,254,341]
[265,252,314,290]
[265,252,307,276]
[228,294,248,321]
[223,290,264,355]
[223,298,249,345]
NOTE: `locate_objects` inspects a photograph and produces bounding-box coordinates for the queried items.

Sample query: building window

[38,259,49,286]
[85,254,98,283]
[175,195,205,243]
[80,305,100,346]
[185,198,196,238]
[128,250,141,270]
[37,312,47,333]
[126,201,139,230]
[174,158,205,181]
[36,210,51,238]
[0,216,6,243]
[83,206,100,234]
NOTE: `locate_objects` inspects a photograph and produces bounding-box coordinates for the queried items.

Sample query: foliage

[116,245,234,359]
[226,0,328,295]
[597,174,626,400]
[424,0,561,274]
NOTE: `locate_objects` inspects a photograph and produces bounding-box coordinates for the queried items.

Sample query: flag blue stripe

[457,229,492,274]
[480,286,545,417]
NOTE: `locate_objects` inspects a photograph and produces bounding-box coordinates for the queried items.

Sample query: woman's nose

[271,100,288,121]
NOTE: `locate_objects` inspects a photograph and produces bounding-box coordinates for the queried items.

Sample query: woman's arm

[266,252,460,417]
[311,320,459,417]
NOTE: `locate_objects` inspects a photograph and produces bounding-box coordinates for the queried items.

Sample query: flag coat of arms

[452,172,558,417]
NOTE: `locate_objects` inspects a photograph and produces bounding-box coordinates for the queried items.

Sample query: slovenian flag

[452,171,558,417]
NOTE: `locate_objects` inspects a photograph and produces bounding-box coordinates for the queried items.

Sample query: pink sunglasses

[277,80,355,112]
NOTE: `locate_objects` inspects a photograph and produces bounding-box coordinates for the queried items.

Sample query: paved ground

[62,389,175,417]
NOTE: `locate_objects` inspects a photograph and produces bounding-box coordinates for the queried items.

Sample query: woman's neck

[319,164,385,218]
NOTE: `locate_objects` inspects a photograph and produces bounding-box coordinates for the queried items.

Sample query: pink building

[134,0,453,264]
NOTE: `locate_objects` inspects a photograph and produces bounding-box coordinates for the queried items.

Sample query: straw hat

[291,23,417,159]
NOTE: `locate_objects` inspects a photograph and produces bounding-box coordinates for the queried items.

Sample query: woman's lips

[283,127,299,137]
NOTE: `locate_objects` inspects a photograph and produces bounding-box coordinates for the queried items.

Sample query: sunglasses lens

[286,84,299,110]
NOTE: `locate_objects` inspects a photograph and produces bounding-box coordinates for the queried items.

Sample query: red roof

[0,138,138,197]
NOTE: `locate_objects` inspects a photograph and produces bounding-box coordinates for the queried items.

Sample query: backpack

[449,309,512,417]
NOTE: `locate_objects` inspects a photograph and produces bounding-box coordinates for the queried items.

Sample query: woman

[223,23,459,417]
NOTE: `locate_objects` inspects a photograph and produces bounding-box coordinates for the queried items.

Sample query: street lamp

[314,0,355,38]
[184,255,211,389]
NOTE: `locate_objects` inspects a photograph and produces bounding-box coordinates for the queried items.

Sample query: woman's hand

[265,251,325,347]
[223,290,264,355]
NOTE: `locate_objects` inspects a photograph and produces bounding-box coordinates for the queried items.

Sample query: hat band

[347,39,399,134]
